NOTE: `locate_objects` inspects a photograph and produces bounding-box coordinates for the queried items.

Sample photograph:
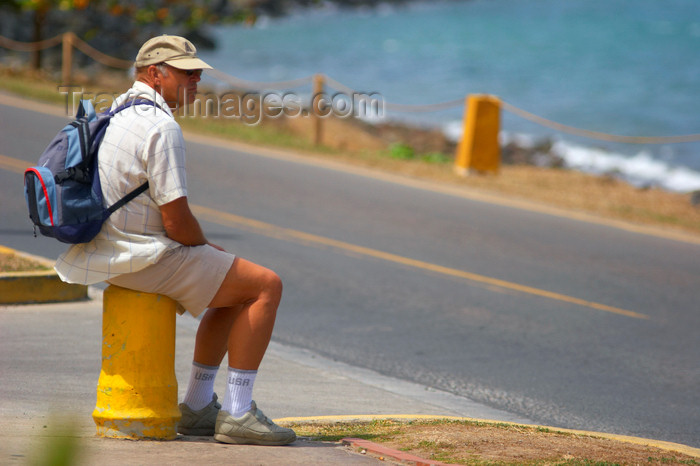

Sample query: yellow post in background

[454,94,501,175]
[93,285,180,440]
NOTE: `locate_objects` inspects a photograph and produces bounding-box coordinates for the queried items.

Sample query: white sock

[182,362,219,411]
[222,367,257,418]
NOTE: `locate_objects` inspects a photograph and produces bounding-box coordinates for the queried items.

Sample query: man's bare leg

[183,256,294,444]
[193,257,282,369]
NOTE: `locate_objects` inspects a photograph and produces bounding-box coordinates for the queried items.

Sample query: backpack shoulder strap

[109,98,163,116]
[77,100,97,121]
[102,99,164,216]
[106,181,149,215]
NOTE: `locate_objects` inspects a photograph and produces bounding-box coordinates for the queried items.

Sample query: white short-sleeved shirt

[55,81,187,284]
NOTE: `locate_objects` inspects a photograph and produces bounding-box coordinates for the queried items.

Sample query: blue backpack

[24,99,158,244]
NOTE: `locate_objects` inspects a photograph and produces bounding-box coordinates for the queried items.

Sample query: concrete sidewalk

[0,288,530,465]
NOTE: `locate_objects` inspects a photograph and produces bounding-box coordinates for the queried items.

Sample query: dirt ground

[291,420,699,465]
[385,423,697,465]
[0,251,49,272]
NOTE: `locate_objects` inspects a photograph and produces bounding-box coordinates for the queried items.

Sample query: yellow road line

[0,153,30,174]
[192,204,648,320]
[0,151,647,319]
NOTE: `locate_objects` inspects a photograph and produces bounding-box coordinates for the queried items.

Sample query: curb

[0,245,87,305]
[276,414,700,461]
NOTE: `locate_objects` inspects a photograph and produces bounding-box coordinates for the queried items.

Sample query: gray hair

[156,64,170,77]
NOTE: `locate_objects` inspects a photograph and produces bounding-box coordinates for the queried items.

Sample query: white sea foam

[447,125,700,193]
[499,131,539,149]
[443,120,463,143]
[552,141,700,193]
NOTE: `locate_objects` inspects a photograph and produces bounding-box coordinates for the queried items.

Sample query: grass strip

[0,252,51,272]
[287,418,699,465]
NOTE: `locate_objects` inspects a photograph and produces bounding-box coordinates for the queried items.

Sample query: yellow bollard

[454,94,501,175]
[92,285,181,440]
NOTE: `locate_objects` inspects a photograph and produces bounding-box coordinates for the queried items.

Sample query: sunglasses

[182,69,203,78]
[158,64,202,78]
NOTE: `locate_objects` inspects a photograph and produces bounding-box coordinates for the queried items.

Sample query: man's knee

[261,269,283,301]
[209,258,283,308]
[237,268,281,309]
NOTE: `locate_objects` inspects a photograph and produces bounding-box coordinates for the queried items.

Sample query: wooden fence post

[312,74,325,146]
[61,32,74,84]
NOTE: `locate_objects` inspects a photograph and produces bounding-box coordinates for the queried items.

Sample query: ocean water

[198,0,700,193]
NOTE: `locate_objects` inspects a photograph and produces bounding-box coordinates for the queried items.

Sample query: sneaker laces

[251,402,274,426]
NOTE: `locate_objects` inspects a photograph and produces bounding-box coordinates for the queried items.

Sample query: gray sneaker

[177,393,221,436]
[213,401,297,445]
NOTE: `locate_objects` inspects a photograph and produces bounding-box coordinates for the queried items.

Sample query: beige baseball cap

[134,35,213,70]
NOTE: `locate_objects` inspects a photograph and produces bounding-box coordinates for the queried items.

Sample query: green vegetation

[1,0,256,68]
[387,142,415,160]
[178,115,336,156]
[0,72,66,105]
[386,142,451,164]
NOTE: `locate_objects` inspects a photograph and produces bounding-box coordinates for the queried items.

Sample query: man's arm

[160,196,223,250]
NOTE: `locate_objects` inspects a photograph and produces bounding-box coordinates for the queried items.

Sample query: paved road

[1,93,699,447]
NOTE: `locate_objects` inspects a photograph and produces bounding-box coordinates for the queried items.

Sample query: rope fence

[206,68,313,91]
[0,34,63,52]
[500,100,700,145]
[323,74,465,113]
[69,34,132,69]
[2,32,700,149]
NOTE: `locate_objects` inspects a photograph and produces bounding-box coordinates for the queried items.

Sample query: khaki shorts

[107,244,235,317]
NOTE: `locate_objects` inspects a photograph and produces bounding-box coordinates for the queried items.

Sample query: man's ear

[144,65,165,92]
[148,65,161,84]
